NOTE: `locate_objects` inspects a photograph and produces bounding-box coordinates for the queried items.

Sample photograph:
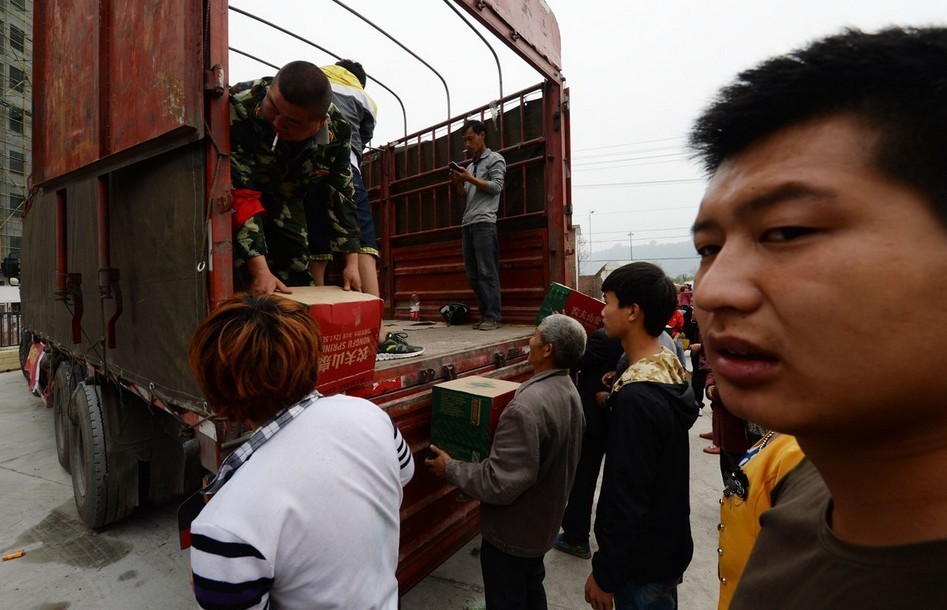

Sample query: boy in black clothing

[585,262,698,610]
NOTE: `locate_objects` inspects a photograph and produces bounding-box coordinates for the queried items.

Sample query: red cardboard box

[284,287,383,394]
[535,282,604,335]
[430,376,521,463]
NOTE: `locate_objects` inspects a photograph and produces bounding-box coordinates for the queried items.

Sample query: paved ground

[0,368,721,609]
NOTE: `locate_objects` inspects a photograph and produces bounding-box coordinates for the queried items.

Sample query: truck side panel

[22,145,209,410]
[34,0,204,186]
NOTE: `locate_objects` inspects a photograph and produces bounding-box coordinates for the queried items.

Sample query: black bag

[439,303,470,326]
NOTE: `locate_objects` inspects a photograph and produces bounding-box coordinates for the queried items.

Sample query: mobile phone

[449,161,464,172]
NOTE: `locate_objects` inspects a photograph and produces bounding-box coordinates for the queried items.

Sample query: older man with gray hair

[427,313,587,609]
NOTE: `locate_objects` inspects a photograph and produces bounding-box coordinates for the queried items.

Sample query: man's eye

[695,244,720,258]
[761,226,815,242]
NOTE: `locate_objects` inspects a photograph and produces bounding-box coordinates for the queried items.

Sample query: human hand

[341,253,361,292]
[585,573,614,610]
[424,444,452,480]
[689,342,701,355]
[601,371,616,388]
[247,256,291,296]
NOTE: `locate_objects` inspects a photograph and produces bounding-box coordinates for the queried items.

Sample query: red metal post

[543,81,567,285]
[205,0,233,308]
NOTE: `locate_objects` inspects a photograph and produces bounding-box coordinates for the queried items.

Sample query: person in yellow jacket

[717,433,804,610]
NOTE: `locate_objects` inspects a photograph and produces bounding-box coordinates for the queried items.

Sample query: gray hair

[537,314,588,369]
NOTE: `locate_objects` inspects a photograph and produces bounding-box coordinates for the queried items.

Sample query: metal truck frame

[22,0,572,591]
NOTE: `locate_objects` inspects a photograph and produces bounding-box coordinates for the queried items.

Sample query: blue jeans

[462,222,501,322]
[480,539,547,610]
[614,579,680,610]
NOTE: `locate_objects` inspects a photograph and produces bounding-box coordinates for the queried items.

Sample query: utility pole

[628,232,634,261]
[588,210,595,269]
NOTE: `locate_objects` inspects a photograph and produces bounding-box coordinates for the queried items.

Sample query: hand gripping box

[431,376,521,463]
[534,282,605,335]
[284,287,383,394]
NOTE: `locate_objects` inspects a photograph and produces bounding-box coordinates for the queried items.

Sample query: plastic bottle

[409,292,421,320]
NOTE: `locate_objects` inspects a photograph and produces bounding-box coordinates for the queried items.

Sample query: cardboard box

[431,376,521,463]
[284,287,383,394]
[534,282,605,335]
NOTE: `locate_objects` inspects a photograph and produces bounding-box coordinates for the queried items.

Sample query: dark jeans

[480,538,547,610]
[614,578,680,610]
[462,222,501,322]
[560,432,606,545]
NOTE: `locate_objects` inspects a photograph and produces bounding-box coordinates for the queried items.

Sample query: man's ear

[627,303,641,321]
[544,342,555,359]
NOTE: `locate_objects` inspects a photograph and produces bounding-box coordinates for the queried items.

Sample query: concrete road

[0,369,721,609]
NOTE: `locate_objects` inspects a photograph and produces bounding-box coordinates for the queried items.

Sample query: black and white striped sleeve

[190,526,274,610]
[392,420,415,488]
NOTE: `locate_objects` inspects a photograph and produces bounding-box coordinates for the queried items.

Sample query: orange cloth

[667,309,685,337]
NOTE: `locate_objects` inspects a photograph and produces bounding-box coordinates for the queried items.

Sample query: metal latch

[442,364,457,381]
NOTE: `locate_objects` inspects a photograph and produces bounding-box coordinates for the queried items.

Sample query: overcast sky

[228,1,946,265]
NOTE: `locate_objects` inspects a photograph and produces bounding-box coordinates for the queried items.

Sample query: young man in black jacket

[585,262,698,610]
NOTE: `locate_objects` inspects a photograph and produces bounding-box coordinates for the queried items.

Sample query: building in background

[0,0,31,284]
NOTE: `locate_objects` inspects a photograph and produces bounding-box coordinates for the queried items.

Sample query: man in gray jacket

[426,313,587,609]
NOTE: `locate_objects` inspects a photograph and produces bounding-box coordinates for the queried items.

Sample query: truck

[21,0,574,592]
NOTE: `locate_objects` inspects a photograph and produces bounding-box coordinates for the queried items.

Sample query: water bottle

[409,292,420,320]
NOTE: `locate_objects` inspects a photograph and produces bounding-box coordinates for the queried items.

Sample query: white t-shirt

[190,394,413,609]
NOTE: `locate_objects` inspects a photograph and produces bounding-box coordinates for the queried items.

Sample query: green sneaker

[553,532,591,559]
[376,332,425,361]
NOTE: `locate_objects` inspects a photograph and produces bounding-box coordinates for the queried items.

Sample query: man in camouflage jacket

[229,60,361,294]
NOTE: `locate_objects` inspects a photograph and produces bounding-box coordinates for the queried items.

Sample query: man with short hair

[689,26,947,608]
[305,59,423,360]
[585,262,697,610]
[451,120,506,330]
[308,59,379,292]
[426,313,586,609]
[229,60,361,295]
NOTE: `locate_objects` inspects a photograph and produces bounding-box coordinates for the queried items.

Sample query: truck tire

[70,381,134,527]
[18,330,31,380]
[52,362,76,473]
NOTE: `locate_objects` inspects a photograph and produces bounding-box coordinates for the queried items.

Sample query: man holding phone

[450,120,507,330]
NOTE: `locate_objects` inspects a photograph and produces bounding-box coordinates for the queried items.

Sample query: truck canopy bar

[228,5,409,139]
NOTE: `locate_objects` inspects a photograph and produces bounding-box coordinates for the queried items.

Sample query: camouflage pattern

[229,78,360,284]
[612,346,687,394]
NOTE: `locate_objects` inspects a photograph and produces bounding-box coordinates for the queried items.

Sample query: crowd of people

[183,24,947,610]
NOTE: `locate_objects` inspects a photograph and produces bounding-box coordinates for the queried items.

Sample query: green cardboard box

[430,376,521,463]
[535,282,605,335]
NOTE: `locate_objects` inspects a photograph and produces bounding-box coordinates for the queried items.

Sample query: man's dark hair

[274,60,332,117]
[463,120,486,136]
[601,262,677,338]
[689,27,947,226]
[336,59,367,88]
